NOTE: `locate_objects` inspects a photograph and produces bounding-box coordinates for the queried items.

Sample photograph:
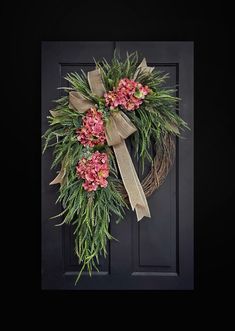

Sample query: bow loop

[69,91,94,113]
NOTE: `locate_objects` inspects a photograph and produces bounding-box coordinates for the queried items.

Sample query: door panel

[135,64,177,272]
[41,41,193,290]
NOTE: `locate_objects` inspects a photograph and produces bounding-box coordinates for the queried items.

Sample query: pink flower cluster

[104,78,151,111]
[76,107,106,147]
[76,151,109,191]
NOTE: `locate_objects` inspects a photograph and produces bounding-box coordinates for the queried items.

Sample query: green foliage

[126,89,189,171]
[42,50,189,283]
[42,94,127,283]
[56,170,127,283]
[96,50,139,90]
[97,52,189,172]
[64,71,100,104]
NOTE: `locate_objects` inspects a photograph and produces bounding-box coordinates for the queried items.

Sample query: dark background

[5,1,233,313]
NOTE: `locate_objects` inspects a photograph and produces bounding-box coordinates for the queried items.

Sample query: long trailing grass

[42,83,127,283]
[56,173,126,283]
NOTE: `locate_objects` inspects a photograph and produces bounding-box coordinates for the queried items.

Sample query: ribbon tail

[49,159,66,185]
[49,169,65,185]
[130,160,151,221]
[133,57,154,80]
[113,140,151,221]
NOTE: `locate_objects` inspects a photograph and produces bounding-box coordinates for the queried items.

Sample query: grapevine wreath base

[118,133,175,201]
[42,52,188,283]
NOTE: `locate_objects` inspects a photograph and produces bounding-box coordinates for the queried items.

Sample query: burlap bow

[50,59,154,221]
[104,111,150,220]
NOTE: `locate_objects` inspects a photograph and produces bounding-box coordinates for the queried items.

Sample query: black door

[41,41,193,290]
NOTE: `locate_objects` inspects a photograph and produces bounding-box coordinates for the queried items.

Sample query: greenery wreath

[42,52,188,283]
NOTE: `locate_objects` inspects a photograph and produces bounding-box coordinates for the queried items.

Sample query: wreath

[42,52,188,283]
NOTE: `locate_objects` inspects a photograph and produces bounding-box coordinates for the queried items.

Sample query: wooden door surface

[41,41,193,290]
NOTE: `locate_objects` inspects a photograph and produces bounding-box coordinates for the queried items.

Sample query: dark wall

[7,2,232,307]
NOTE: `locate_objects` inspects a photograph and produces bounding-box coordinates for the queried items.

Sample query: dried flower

[76,108,106,147]
[76,151,109,191]
[104,78,150,111]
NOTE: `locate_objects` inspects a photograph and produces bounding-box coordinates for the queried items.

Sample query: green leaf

[164,122,180,135]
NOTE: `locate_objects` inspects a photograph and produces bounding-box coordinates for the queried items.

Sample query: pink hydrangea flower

[76,108,106,147]
[104,78,151,111]
[76,151,109,192]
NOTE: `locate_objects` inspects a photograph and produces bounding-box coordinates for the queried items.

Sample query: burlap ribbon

[133,58,154,80]
[105,111,150,220]
[50,60,153,221]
